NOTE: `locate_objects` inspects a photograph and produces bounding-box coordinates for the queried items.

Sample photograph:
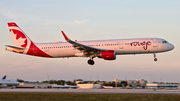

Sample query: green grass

[0,93,179,101]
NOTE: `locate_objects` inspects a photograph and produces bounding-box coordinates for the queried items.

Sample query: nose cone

[169,44,174,51]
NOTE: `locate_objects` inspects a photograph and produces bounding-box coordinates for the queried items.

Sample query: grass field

[0,93,180,101]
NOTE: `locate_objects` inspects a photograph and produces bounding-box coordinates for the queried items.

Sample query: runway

[0,89,180,95]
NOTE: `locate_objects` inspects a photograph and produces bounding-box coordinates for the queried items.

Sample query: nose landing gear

[154,58,157,61]
[153,53,158,62]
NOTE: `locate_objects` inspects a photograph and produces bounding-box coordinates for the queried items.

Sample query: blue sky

[0,0,180,82]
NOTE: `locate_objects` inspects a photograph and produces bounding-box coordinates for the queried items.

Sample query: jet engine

[99,50,116,60]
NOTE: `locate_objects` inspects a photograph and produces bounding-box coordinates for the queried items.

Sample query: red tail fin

[8,22,32,48]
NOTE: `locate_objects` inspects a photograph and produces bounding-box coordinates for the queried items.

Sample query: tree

[17,79,24,82]
[73,79,83,82]
[66,81,76,85]
[103,82,115,87]
[120,81,127,87]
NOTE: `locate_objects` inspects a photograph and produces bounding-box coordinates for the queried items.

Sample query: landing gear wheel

[154,58,157,62]
[88,60,95,65]
[153,53,158,62]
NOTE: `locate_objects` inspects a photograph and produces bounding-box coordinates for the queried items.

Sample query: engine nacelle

[100,50,116,60]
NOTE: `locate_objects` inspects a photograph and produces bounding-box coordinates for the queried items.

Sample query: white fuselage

[0,79,20,86]
[35,38,174,58]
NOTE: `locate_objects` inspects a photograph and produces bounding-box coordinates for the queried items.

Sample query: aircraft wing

[61,31,107,55]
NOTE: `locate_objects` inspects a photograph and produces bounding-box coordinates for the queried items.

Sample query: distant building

[77,84,101,89]
[17,82,51,88]
[138,79,147,87]
[118,79,147,87]
[178,84,180,89]
[146,83,179,89]
[75,81,83,84]
[126,80,138,87]
[113,79,118,82]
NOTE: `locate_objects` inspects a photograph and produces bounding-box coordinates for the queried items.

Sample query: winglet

[61,31,69,41]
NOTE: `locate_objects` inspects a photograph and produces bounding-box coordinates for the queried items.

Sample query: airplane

[51,83,78,89]
[0,75,20,88]
[103,86,114,89]
[51,84,65,88]
[6,22,174,65]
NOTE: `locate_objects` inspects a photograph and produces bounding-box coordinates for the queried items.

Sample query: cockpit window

[162,41,168,43]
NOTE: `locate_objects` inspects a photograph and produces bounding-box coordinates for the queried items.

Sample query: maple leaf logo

[11,29,28,48]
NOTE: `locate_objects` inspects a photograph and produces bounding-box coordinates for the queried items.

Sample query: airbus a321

[6,22,174,65]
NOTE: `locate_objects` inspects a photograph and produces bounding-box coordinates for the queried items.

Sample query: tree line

[17,79,128,87]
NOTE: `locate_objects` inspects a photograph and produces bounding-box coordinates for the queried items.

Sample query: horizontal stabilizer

[6,45,26,50]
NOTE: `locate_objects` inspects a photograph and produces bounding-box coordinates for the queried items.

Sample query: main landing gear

[88,56,95,65]
[153,53,158,62]
[88,59,94,65]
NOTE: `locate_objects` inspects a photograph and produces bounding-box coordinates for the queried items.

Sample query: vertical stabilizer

[8,22,32,48]
[2,75,6,79]
[6,22,52,57]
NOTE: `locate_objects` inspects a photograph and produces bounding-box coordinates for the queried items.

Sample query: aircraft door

[119,42,124,49]
[153,39,158,49]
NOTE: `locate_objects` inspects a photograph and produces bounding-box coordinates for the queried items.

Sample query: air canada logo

[11,29,28,48]
[130,41,151,50]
